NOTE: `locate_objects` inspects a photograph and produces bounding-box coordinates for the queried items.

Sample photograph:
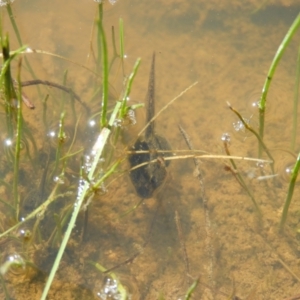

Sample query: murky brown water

[1,0,300,299]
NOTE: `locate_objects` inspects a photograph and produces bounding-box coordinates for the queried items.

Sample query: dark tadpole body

[128,52,171,198]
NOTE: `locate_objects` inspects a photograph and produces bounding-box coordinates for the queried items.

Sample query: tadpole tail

[145,52,156,140]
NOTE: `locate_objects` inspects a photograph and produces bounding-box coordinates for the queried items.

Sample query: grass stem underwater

[258,12,300,155]
[280,151,300,230]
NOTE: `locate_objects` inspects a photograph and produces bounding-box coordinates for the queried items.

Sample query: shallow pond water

[1,0,300,299]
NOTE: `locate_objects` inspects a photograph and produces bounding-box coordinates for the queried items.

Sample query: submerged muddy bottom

[0,0,300,299]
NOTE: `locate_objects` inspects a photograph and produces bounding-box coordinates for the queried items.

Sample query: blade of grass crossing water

[98,3,109,128]
[280,152,300,230]
[13,58,23,221]
[258,12,300,155]
[292,45,300,150]
[6,4,42,95]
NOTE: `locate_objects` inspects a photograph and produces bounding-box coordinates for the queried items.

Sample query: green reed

[0,33,27,221]
[6,4,41,96]
[280,152,300,230]
[119,18,125,74]
[52,111,66,177]
[258,12,300,156]
[12,58,23,221]
[1,34,15,139]
[292,46,300,151]
[184,278,199,300]
[98,3,109,128]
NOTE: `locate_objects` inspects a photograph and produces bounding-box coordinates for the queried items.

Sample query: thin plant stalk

[42,94,49,131]
[41,98,126,299]
[0,183,60,239]
[61,70,68,112]
[119,18,125,75]
[1,34,15,139]
[6,4,41,94]
[108,26,118,71]
[223,139,261,216]
[280,151,300,230]
[98,3,109,128]
[184,277,199,300]
[110,58,141,148]
[119,58,141,118]
[106,58,141,166]
[292,45,300,151]
[51,112,66,178]
[40,128,110,300]
[258,12,300,155]
[227,102,274,173]
[96,3,102,73]
[13,58,23,221]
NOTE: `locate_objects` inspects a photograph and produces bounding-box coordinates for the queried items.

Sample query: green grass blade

[280,152,300,230]
[97,3,109,128]
[40,103,121,299]
[13,58,23,220]
[119,58,141,118]
[184,277,199,300]
[258,12,300,154]
[292,45,300,150]
[6,4,42,95]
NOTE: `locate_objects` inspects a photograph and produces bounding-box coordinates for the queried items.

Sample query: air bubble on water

[19,228,32,241]
[83,155,92,174]
[94,0,118,5]
[246,168,257,179]
[221,133,231,143]
[251,101,259,109]
[97,277,121,300]
[53,175,65,184]
[232,120,245,132]
[0,254,25,276]
[256,161,266,169]
[285,166,293,177]
[127,109,136,125]
[0,0,14,7]
[4,138,13,147]
[89,119,96,127]
[48,130,56,138]
[75,178,88,206]
[113,119,122,128]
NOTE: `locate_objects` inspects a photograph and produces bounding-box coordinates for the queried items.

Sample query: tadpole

[128,52,171,198]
